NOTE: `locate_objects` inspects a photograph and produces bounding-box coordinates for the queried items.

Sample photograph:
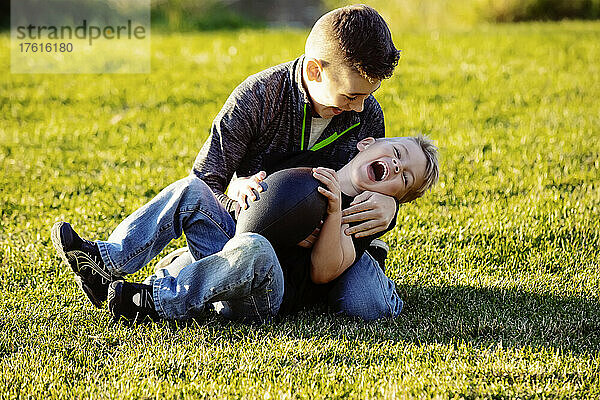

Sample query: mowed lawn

[1,22,599,398]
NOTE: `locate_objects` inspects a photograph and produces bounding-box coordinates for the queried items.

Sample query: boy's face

[303,58,381,119]
[348,137,427,200]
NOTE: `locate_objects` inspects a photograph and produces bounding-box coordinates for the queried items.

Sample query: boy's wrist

[326,209,342,217]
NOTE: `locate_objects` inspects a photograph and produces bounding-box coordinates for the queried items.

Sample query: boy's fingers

[248,180,264,193]
[313,171,340,192]
[315,168,337,183]
[315,167,335,174]
[317,186,335,199]
[297,240,313,248]
[252,173,265,182]
[239,185,262,206]
[341,208,378,224]
[342,201,372,217]
[237,193,249,210]
[344,219,386,237]
[347,225,384,238]
[349,191,370,206]
[297,226,321,248]
[313,172,333,187]
[313,167,335,177]
[240,187,255,202]
[326,173,341,190]
[315,175,333,188]
[250,176,265,192]
[317,185,337,196]
[255,171,266,180]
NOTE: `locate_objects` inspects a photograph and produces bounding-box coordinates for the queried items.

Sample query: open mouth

[369,161,388,181]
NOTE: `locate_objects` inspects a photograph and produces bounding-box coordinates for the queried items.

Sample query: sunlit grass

[1,22,599,398]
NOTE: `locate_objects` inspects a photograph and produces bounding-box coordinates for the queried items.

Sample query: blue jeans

[325,251,403,321]
[97,175,402,321]
[97,175,283,321]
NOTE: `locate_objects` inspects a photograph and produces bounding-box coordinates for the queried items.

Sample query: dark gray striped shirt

[192,55,386,212]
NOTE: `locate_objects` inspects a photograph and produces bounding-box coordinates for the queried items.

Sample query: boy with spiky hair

[195,4,400,232]
[52,5,410,322]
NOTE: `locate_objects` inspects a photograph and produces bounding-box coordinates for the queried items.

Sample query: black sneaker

[108,280,159,322]
[368,239,389,273]
[51,221,122,308]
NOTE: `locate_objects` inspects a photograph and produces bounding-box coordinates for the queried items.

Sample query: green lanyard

[300,103,361,151]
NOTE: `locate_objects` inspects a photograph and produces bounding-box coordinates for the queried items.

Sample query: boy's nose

[350,99,364,112]
[392,158,400,173]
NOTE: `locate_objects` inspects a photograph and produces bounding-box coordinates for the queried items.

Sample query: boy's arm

[309,168,356,284]
[192,77,269,213]
[310,216,356,284]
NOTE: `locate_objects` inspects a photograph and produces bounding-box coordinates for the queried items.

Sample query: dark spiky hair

[330,5,400,81]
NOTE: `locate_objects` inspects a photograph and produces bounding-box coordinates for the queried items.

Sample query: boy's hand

[342,191,396,238]
[297,224,321,248]
[312,167,341,216]
[229,171,266,210]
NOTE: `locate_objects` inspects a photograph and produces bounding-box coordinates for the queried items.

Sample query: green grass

[1,22,599,398]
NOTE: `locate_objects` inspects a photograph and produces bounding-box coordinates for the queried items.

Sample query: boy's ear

[305,58,323,82]
[357,137,376,151]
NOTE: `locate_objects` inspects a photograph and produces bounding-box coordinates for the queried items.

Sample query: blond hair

[397,136,439,203]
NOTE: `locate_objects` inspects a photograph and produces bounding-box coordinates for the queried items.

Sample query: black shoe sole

[51,221,105,308]
[108,281,159,323]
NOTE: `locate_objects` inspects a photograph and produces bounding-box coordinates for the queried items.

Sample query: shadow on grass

[159,284,600,355]
[389,284,599,353]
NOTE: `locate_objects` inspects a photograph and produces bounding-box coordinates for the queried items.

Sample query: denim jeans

[152,232,283,321]
[326,251,403,321]
[97,175,283,321]
[97,174,402,321]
